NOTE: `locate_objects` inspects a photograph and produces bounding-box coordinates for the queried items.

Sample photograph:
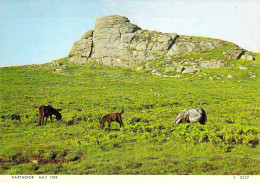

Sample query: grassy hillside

[0,54,259,175]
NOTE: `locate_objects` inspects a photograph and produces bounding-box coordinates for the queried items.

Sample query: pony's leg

[50,115,52,123]
[118,121,124,128]
[117,114,124,128]
[108,121,112,132]
[38,116,42,126]
[100,121,105,129]
[45,117,48,125]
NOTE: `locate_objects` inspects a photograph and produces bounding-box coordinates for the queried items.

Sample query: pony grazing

[174,107,207,125]
[100,109,124,132]
[37,105,62,126]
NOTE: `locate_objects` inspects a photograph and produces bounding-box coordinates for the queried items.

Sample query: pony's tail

[199,108,207,125]
[120,109,124,114]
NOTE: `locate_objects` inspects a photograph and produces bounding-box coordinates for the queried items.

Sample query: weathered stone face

[91,15,141,66]
[68,30,93,64]
[67,15,252,68]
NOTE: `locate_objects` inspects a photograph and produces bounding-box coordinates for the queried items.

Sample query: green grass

[0,54,259,175]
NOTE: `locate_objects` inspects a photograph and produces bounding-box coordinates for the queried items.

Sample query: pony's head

[56,113,62,121]
[55,109,62,121]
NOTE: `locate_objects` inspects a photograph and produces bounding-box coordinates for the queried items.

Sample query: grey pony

[174,107,207,125]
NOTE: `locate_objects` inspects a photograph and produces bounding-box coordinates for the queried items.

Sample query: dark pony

[37,105,62,126]
[100,109,124,132]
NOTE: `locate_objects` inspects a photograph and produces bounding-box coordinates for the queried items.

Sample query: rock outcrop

[68,15,253,70]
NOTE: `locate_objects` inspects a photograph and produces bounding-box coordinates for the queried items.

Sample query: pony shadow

[104,128,120,132]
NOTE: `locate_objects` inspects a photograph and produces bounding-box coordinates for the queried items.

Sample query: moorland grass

[0,54,259,174]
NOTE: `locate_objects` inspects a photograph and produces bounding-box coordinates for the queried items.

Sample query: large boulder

[67,15,252,67]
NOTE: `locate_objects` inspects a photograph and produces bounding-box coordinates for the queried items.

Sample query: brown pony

[37,105,62,126]
[100,109,124,132]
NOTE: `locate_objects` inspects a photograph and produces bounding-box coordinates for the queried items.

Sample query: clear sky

[1,0,259,67]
